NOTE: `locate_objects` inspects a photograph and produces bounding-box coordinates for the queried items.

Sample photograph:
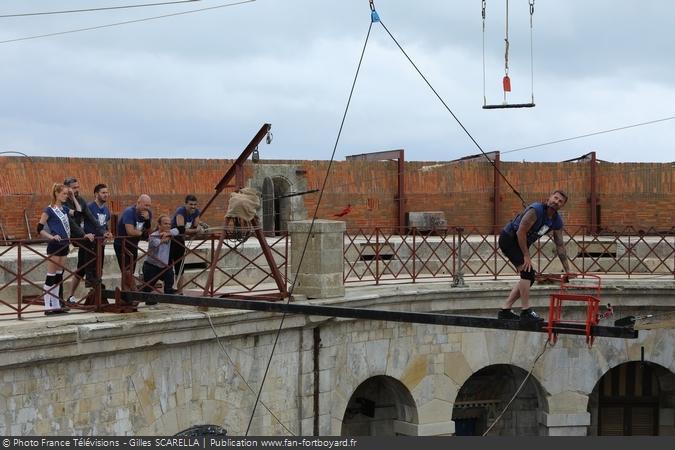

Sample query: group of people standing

[38,178,203,315]
[38,182,570,322]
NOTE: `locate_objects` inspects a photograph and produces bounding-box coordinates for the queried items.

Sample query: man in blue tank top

[497,190,571,322]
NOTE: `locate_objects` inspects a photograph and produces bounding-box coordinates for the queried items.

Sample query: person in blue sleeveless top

[497,190,571,322]
[169,194,202,283]
[37,184,87,315]
[114,194,152,291]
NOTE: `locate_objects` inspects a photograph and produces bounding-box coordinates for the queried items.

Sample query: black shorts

[47,240,70,257]
[498,231,524,267]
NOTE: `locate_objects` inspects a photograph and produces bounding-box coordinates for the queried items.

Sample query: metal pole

[590,151,598,233]
[17,242,22,320]
[107,290,639,339]
[493,151,501,235]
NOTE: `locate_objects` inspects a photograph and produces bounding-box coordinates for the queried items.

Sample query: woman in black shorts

[37,184,84,315]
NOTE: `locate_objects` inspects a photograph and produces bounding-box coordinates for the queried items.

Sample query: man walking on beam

[497,190,571,323]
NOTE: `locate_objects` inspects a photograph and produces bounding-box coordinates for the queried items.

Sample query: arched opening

[452,364,545,436]
[175,424,227,436]
[262,177,275,236]
[588,361,675,435]
[341,375,418,436]
[272,177,291,234]
[261,176,292,236]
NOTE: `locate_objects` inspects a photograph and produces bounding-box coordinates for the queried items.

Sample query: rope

[503,116,675,154]
[504,0,510,104]
[0,0,202,18]
[482,339,549,436]
[529,0,535,104]
[245,20,375,436]
[0,0,255,45]
[377,19,527,208]
[200,311,295,435]
[482,0,487,107]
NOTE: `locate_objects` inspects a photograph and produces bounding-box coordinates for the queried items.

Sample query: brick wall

[0,156,672,239]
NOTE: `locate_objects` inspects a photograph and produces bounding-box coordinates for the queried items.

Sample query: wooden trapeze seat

[483,102,536,110]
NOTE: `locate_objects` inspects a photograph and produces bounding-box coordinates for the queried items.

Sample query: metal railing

[0,236,104,319]
[116,232,289,300]
[0,232,289,319]
[344,226,675,284]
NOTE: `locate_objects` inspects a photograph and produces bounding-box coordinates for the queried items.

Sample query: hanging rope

[482,339,549,435]
[503,0,511,103]
[529,0,535,104]
[483,0,536,109]
[245,19,375,436]
[482,0,487,107]
[377,17,527,207]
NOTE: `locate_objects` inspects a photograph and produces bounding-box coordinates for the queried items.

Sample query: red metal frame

[546,274,602,347]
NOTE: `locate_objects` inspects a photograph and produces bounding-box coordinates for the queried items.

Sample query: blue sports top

[85,202,111,235]
[171,206,201,229]
[44,205,71,239]
[503,202,563,247]
[116,206,152,241]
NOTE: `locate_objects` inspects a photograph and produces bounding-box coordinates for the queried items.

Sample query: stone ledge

[1,280,673,368]
[538,411,591,427]
[393,419,455,436]
[288,220,346,234]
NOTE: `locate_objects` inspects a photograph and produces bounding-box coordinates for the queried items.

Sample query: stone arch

[451,364,547,436]
[175,424,228,436]
[587,360,675,435]
[340,375,418,436]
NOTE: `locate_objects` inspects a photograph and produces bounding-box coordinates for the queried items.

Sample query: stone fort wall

[1,282,673,436]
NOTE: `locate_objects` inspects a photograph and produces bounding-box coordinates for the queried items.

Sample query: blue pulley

[371,10,380,23]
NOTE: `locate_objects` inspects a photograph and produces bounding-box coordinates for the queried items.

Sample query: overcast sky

[1,0,674,162]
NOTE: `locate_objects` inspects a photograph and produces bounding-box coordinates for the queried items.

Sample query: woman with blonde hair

[37,183,86,315]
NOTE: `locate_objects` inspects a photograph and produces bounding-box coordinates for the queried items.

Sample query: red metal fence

[0,232,289,320]
[1,225,673,319]
[344,226,675,284]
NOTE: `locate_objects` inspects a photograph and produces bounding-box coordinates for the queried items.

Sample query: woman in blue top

[37,184,86,314]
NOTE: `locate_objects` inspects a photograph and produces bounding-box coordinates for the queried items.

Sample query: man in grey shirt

[142,215,179,304]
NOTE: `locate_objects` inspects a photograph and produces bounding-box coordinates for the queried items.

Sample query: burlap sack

[225,187,261,222]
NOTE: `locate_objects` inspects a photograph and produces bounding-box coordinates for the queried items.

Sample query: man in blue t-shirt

[68,183,114,303]
[497,190,571,323]
[170,194,202,281]
[114,194,152,290]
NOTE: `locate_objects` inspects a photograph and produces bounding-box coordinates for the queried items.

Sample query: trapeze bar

[483,102,536,109]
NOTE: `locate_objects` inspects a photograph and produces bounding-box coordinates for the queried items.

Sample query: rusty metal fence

[116,232,289,300]
[0,236,105,319]
[0,232,289,319]
[2,225,673,319]
[344,226,675,285]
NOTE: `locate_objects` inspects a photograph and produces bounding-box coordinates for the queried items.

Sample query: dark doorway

[452,364,544,436]
[341,376,418,436]
[589,361,673,435]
